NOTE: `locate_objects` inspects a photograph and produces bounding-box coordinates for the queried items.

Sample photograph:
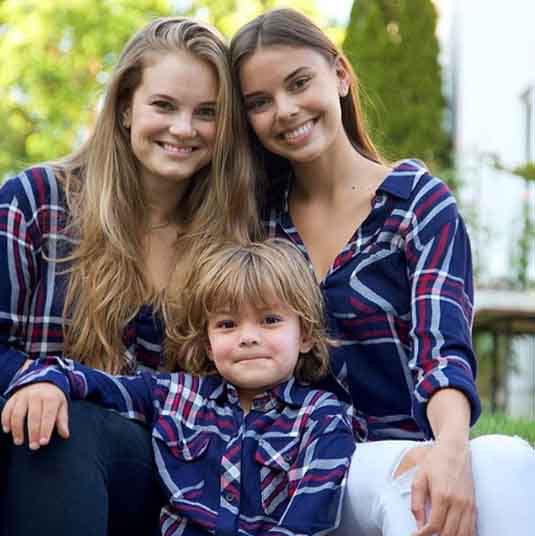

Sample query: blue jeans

[0,398,162,536]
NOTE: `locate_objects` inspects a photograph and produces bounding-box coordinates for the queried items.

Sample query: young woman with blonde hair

[0,16,259,536]
[230,8,535,536]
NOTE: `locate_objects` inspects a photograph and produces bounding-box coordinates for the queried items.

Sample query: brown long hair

[168,239,332,383]
[53,17,260,373]
[230,8,383,200]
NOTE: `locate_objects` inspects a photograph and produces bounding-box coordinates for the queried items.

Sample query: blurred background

[1,0,534,432]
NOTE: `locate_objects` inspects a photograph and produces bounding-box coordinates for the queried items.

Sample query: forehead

[209,296,291,314]
[137,50,219,101]
[239,44,330,92]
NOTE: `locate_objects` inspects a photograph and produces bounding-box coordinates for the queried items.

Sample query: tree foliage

[343,0,451,170]
[0,0,173,178]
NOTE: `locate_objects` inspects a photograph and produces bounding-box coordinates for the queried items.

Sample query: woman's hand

[1,383,69,450]
[409,388,475,536]
[411,438,476,536]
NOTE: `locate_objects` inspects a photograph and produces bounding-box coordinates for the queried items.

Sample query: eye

[262,315,282,325]
[152,100,174,112]
[290,76,311,92]
[245,96,271,113]
[215,319,235,329]
[196,105,217,120]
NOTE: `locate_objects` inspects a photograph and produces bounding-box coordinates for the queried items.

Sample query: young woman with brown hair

[230,8,535,536]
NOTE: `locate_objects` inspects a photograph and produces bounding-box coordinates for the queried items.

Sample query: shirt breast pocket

[152,414,211,504]
[254,436,300,515]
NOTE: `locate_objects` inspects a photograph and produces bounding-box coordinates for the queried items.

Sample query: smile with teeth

[282,119,316,143]
[159,142,197,155]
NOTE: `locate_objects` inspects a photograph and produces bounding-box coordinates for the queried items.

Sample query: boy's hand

[1,383,70,450]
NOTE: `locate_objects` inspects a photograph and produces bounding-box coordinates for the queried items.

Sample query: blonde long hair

[169,239,332,383]
[54,17,260,373]
[230,8,384,198]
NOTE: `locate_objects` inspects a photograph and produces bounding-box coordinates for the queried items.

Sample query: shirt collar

[376,159,428,200]
[206,376,307,413]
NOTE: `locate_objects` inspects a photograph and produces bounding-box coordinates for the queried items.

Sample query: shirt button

[283,453,293,463]
[225,493,235,503]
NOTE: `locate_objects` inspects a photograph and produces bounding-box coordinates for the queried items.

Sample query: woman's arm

[0,169,63,391]
[403,175,480,536]
[411,388,475,536]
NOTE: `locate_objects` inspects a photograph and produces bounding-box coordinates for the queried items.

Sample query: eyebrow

[149,93,216,106]
[243,66,310,99]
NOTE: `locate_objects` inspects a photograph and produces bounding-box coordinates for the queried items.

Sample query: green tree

[183,0,330,40]
[343,0,450,170]
[0,0,172,178]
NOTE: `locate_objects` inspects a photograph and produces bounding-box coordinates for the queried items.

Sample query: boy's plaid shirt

[8,359,356,536]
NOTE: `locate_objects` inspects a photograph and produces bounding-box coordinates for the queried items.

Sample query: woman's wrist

[427,388,471,442]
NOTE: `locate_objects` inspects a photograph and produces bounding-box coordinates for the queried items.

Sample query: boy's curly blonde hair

[167,239,332,383]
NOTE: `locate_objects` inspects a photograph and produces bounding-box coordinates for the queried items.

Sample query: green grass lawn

[471,412,535,445]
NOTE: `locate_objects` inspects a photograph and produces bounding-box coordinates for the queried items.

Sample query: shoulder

[152,372,215,410]
[0,165,66,215]
[291,383,353,434]
[386,160,461,238]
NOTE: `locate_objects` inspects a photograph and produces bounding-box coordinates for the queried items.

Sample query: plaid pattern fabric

[8,359,356,536]
[265,160,481,440]
[0,166,164,392]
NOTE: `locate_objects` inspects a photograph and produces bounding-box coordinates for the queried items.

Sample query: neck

[290,129,387,201]
[143,180,191,231]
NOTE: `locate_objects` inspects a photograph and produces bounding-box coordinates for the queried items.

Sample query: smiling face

[206,299,312,408]
[239,45,350,165]
[125,50,218,192]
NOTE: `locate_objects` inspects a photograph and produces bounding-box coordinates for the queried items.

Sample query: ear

[121,107,132,129]
[334,56,350,97]
[299,333,314,354]
[204,339,215,362]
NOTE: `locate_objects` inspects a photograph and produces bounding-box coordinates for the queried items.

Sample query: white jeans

[335,435,535,536]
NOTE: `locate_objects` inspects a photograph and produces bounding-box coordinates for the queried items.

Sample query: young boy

[2,239,355,536]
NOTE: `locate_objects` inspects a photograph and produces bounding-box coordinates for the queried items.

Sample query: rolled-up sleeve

[405,179,481,437]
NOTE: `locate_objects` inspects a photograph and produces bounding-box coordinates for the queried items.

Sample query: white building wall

[443,1,535,418]
[447,0,535,282]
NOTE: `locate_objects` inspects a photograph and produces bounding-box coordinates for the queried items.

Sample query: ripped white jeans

[335,435,535,536]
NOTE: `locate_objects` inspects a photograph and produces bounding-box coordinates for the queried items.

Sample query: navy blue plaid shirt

[8,358,356,536]
[265,160,481,440]
[0,166,164,393]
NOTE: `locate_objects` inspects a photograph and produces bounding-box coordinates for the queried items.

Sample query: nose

[169,111,197,139]
[275,93,299,121]
[238,324,260,347]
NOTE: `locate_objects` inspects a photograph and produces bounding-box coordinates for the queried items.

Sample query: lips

[236,355,270,363]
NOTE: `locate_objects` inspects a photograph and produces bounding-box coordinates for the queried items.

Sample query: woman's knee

[470,434,535,478]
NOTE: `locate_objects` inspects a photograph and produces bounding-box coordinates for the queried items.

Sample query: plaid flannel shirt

[0,166,164,393]
[8,358,356,536]
[265,160,481,440]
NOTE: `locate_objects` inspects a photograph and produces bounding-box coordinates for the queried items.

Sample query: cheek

[200,123,217,146]
[247,114,270,139]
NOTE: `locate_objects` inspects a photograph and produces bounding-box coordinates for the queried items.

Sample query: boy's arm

[265,396,356,536]
[3,357,163,448]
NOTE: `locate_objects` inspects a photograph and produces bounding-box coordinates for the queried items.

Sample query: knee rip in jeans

[392,444,431,479]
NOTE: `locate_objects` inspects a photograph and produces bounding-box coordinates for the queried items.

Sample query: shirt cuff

[413,362,482,439]
[4,357,72,399]
[0,350,28,395]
